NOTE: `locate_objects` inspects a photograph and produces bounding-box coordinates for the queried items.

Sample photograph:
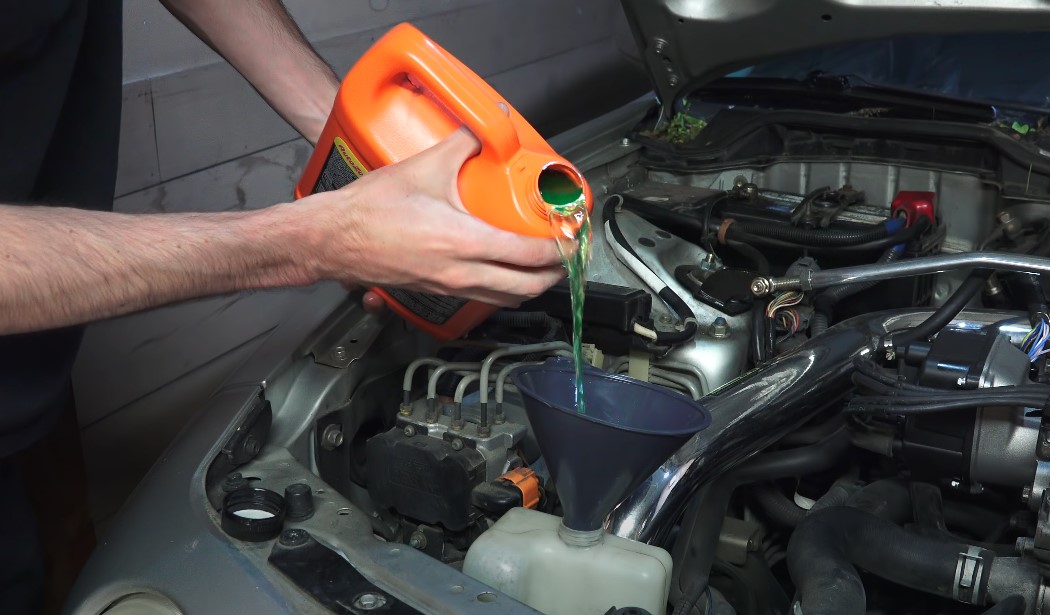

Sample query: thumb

[432,126,481,171]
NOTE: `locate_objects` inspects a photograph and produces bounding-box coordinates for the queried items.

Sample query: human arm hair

[160,0,340,144]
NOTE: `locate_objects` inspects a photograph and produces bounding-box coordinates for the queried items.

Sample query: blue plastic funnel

[511,358,710,533]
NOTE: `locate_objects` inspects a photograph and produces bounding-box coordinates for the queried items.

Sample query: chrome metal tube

[750,252,1050,297]
[606,309,1027,544]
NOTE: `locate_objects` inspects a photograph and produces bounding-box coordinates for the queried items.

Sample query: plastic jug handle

[395,42,521,162]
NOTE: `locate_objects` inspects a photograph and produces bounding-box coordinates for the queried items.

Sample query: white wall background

[74,0,648,528]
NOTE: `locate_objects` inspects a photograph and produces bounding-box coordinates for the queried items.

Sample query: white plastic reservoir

[462,507,673,615]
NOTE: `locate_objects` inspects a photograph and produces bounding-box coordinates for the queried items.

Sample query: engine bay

[196,113,1050,615]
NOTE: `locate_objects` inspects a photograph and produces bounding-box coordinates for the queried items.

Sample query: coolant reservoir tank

[462,507,673,615]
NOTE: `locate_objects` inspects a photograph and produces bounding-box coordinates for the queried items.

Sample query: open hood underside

[619,0,1050,117]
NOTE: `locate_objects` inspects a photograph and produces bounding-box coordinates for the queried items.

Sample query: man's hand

[0,130,565,334]
[296,129,565,308]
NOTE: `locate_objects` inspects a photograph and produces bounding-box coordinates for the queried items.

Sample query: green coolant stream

[542,172,591,414]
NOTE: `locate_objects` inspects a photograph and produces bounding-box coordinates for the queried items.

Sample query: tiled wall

[74,0,649,527]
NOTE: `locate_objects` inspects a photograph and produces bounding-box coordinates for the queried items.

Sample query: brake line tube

[477,342,573,435]
[751,251,1050,297]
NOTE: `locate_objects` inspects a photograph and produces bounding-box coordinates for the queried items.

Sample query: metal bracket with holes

[269,529,421,614]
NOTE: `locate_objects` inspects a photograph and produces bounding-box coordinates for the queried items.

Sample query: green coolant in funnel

[544,173,591,415]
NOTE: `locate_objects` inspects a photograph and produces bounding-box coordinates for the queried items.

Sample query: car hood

[620,0,1050,115]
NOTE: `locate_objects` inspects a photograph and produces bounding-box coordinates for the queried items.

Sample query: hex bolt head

[450,439,464,451]
[279,528,310,548]
[222,472,248,494]
[403,425,416,438]
[242,434,261,457]
[710,317,730,339]
[750,278,771,297]
[321,424,344,450]
[408,531,428,550]
[353,593,388,611]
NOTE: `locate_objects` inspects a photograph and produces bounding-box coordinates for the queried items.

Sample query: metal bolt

[403,425,416,437]
[653,38,667,54]
[408,531,428,550]
[668,75,679,87]
[279,528,309,547]
[1023,486,1033,504]
[710,317,730,339]
[478,425,491,438]
[621,138,631,147]
[399,402,413,416]
[332,346,348,362]
[659,313,674,324]
[451,439,464,451]
[223,472,248,494]
[494,411,507,425]
[451,418,465,432]
[750,278,772,297]
[353,593,388,611]
[242,434,261,457]
[885,348,897,362]
[999,211,1015,225]
[321,424,344,450]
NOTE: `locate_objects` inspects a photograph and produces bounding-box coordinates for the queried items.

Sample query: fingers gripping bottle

[296,23,593,340]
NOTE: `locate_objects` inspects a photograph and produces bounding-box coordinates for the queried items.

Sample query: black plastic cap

[284,483,315,521]
[512,358,710,532]
[221,487,286,542]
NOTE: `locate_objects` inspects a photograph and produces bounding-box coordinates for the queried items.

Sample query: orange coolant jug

[296,22,593,341]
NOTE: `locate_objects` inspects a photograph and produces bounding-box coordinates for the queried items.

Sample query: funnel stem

[558,523,603,548]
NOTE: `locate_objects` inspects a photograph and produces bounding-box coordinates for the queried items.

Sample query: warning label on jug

[313,137,370,194]
[385,289,468,325]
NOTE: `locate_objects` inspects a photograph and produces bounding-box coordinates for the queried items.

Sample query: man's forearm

[161,0,340,144]
[0,203,319,335]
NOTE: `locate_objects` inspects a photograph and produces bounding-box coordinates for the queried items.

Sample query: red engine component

[891,191,937,227]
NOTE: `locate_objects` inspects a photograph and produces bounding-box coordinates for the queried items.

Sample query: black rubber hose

[723,217,930,253]
[780,415,845,447]
[724,239,770,275]
[845,478,912,524]
[886,269,992,349]
[942,502,1009,543]
[754,483,807,527]
[982,595,1026,615]
[787,506,996,615]
[604,196,698,346]
[733,427,850,484]
[754,479,854,528]
[1014,273,1049,319]
[616,193,709,244]
[672,479,735,615]
[750,301,768,365]
[655,288,699,345]
[812,246,904,335]
[732,218,892,246]
[847,395,1050,415]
